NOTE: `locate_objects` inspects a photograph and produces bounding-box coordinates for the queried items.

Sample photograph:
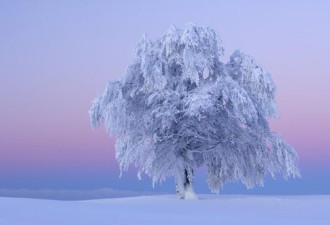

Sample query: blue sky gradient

[0,0,329,196]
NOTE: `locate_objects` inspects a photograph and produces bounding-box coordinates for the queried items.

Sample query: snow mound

[0,195,329,225]
[184,186,198,200]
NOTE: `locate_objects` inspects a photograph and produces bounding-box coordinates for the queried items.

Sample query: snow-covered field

[1,195,329,225]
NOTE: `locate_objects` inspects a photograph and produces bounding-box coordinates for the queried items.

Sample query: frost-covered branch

[90,24,300,197]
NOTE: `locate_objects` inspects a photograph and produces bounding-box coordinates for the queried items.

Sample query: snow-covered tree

[89,24,300,199]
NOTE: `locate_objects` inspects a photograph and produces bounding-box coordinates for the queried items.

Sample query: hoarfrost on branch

[90,24,300,198]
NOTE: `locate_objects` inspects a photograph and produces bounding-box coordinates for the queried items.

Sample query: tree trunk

[175,169,197,199]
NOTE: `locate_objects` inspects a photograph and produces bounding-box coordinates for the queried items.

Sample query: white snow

[183,186,198,200]
[1,195,329,225]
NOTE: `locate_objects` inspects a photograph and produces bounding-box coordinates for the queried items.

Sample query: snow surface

[1,195,329,225]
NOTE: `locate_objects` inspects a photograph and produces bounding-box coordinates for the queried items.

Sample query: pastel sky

[0,0,329,194]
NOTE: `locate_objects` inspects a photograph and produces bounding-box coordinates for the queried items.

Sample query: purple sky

[0,0,329,194]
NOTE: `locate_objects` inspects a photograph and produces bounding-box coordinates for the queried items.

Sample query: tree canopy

[90,24,299,195]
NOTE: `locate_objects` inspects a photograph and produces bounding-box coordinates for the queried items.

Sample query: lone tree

[89,24,299,199]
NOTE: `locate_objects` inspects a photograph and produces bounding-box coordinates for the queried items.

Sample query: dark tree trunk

[184,169,190,189]
[175,169,196,199]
